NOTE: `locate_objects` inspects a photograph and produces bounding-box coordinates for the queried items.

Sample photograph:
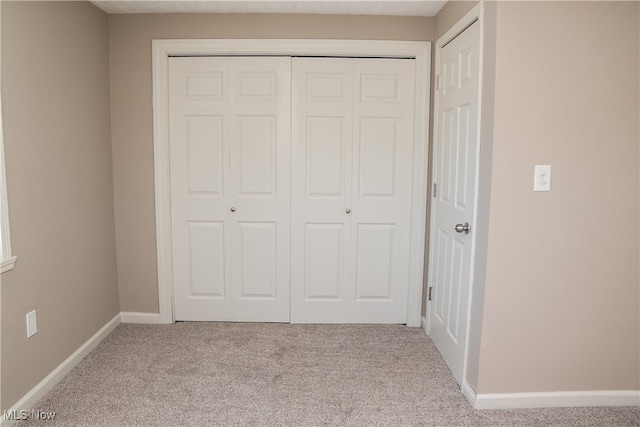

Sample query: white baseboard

[120,312,161,324]
[0,314,121,427]
[474,390,640,409]
[420,316,428,334]
[462,380,477,406]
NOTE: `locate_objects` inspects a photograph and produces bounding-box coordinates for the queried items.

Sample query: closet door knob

[345,209,351,214]
[230,207,236,212]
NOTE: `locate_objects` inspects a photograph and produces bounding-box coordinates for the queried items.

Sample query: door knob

[345,209,351,214]
[230,207,236,212]
[454,222,470,234]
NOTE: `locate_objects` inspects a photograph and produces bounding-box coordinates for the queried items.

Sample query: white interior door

[169,56,291,322]
[428,21,481,383]
[291,57,416,323]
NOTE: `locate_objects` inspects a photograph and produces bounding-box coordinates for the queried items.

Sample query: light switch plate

[534,165,551,191]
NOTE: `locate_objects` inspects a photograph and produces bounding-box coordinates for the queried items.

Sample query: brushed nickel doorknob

[230,207,236,212]
[454,223,470,234]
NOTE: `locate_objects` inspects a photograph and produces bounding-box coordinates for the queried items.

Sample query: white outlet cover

[26,310,37,338]
[534,165,552,192]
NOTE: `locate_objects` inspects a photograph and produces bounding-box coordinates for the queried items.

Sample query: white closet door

[169,57,291,322]
[291,58,354,322]
[350,59,415,323]
[291,58,415,323]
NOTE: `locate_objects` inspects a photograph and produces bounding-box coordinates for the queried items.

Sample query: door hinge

[428,286,433,301]
[435,74,440,91]
[433,183,437,198]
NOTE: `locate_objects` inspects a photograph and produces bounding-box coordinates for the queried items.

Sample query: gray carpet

[20,323,639,426]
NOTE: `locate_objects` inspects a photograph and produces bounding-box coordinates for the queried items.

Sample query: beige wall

[109,13,434,313]
[1,1,119,410]
[475,1,640,393]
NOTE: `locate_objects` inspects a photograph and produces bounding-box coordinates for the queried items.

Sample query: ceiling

[89,1,448,17]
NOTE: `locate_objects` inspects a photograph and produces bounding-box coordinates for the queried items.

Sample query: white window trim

[0,91,16,273]
[0,2,15,273]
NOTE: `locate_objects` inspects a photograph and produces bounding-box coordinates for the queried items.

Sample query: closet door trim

[152,39,431,326]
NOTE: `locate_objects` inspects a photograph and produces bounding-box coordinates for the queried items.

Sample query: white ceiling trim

[90,0,447,17]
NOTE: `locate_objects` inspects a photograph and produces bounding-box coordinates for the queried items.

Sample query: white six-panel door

[291,58,416,323]
[169,56,417,324]
[169,57,291,322]
[428,21,481,382]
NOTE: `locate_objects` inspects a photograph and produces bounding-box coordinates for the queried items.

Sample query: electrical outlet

[534,165,551,191]
[26,310,37,338]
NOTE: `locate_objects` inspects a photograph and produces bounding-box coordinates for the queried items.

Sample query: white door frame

[427,4,484,401]
[152,39,431,326]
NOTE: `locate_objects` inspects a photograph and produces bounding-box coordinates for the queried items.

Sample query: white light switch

[534,165,551,192]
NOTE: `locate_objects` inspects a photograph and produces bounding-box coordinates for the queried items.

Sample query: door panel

[236,116,277,196]
[304,223,345,300]
[291,58,353,323]
[291,57,415,323]
[306,72,348,101]
[359,73,400,102]
[170,58,232,321]
[170,56,291,322]
[349,59,415,323]
[185,72,223,100]
[306,118,348,197]
[355,224,395,300]
[185,117,224,194]
[434,229,449,323]
[187,222,226,296]
[236,222,277,298]
[455,104,471,209]
[229,57,291,322]
[236,72,278,100]
[428,20,481,383]
[358,118,398,197]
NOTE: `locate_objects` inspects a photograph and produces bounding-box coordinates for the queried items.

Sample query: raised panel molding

[238,222,277,299]
[355,224,395,300]
[460,47,473,86]
[307,73,347,101]
[236,72,277,100]
[359,118,397,197]
[454,104,470,209]
[188,222,226,296]
[447,239,464,343]
[434,229,449,324]
[185,116,224,194]
[360,74,399,102]
[185,72,223,100]
[304,223,344,300]
[306,117,346,197]
[439,107,455,204]
[236,115,277,196]
[443,58,456,94]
